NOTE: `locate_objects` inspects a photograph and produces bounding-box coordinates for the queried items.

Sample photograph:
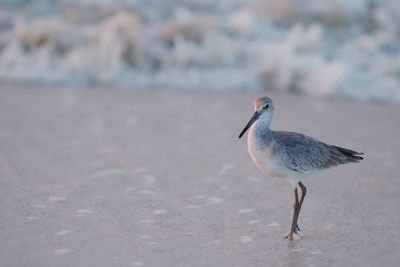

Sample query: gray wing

[272,131,363,174]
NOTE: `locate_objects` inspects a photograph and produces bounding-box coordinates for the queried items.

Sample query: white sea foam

[76,209,94,216]
[54,249,71,255]
[324,222,335,229]
[247,220,261,225]
[219,185,230,191]
[266,222,279,227]
[153,209,168,215]
[0,0,399,103]
[93,169,129,177]
[218,163,234,175]
[240,235,253,243]
[134,167,148,174]
[138,219,156,224]
[186,205,201,209]
[205,197,224,206]
[49,196,66,202]
[142,174,156,185]
[237,209,254,214]
[137,190,157,197]
[57,229,71,236]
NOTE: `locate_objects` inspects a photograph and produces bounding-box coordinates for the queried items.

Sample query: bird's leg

[295,182,307,232]
[284,187,300,240]
[293,199,301,233]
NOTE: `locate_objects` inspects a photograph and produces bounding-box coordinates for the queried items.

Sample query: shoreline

[0,87,399,267]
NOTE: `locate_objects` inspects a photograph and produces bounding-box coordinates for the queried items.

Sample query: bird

[238,96,363,240]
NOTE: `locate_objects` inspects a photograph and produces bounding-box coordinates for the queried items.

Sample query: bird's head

[239,96,274,139]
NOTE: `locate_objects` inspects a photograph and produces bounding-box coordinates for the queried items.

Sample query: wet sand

[0,87,399,266]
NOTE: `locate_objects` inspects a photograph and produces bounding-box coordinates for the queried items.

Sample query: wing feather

[271,131,363,174]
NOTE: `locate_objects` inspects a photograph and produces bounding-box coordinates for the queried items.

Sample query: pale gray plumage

[239,96,363,240]
[267,131,362,174]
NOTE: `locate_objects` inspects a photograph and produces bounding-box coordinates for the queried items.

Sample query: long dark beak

[239,111,260,139]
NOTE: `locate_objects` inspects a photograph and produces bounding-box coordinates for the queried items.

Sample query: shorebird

[239,96,363,240]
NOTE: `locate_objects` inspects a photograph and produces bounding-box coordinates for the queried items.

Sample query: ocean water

[0,0,400,103]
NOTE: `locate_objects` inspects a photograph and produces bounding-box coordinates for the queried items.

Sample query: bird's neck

[255,117,271,131]
[248,117,272,149]
[250,117,271,140]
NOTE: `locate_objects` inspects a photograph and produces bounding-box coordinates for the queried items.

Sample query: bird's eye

[263,104,269,110]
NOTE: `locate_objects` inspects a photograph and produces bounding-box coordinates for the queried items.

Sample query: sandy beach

[0,87,399,267]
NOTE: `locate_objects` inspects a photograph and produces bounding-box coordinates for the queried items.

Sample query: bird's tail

[333,146,364,163]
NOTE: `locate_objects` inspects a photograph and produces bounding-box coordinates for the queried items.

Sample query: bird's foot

[284,232,294,240]
[295,230,304,238]
[284,229,304,241]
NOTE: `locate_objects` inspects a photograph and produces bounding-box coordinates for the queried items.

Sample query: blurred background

[1,0,400,103]
[2,2,400,266]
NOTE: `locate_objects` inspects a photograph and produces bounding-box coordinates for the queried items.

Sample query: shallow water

[1,88,399,266]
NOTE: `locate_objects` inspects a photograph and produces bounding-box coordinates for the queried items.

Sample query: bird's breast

[247,127,289,178]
